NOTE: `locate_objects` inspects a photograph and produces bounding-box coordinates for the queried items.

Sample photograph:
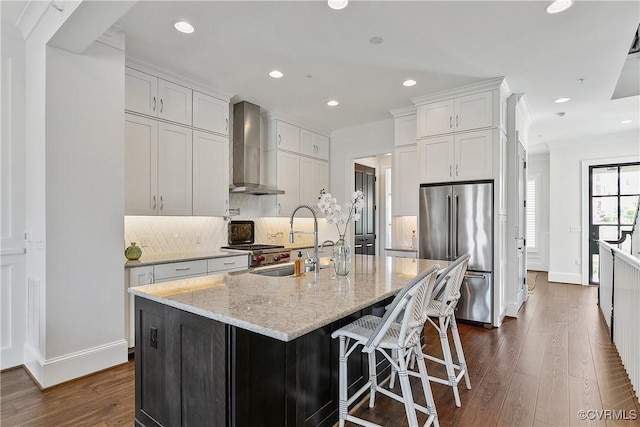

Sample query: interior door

[354,164,376,255]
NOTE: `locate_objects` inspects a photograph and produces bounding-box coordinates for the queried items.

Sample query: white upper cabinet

[393,144,418,216]
[125,67,192,126]
[157,122,193,215]
[418,129,493,184]
[417,91,493,138]
[125,68,158,117]
[275,121,300,152]
[125,115,193,216]
[193,131,229,216]
[192,91,229,135]
[300,156,329,208]
[395,115,417,147]
[125,114,158,215]
[300,129,329,160]
[275,151,300,216]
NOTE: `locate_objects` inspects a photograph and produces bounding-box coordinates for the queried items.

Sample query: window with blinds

[526,179,536,249]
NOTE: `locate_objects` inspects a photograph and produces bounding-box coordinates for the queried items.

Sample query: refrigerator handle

[447,195,452,260]
[454,195,459,258]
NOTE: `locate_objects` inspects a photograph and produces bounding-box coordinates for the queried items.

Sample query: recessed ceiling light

[269,70,283,79]
[328,0,348,10]
[555,112,566,117]
[327,100,339,107]
[621,120,633,124]
[403,79,417,87]
[546,0,573,14]
[554,97,571,103]
[174,21,195,34]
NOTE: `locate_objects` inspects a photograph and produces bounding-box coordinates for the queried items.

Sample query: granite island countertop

[129,255,447,342]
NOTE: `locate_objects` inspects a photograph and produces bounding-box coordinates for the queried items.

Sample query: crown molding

[388,105,416,118]
[261,111,331,137]
[411,77,506,106]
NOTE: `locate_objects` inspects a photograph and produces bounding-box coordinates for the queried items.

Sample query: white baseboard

[23,340,128,388]
[505,301,520,318]
[548,271,581,284]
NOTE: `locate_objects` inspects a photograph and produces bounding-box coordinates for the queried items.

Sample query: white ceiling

[18,1,640,149]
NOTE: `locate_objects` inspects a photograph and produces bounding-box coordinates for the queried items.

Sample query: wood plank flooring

[1,273,638,426]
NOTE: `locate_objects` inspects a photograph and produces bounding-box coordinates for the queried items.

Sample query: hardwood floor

[1,273,638,426]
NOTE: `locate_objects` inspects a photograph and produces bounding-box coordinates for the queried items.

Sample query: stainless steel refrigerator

[419,181,493,324]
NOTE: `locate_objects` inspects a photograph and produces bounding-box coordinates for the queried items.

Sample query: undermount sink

[250,262,330,277]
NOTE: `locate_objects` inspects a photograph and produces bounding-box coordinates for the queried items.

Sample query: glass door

[589,163,640,284]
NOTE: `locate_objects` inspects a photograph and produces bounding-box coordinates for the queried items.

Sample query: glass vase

[333,235,351,277]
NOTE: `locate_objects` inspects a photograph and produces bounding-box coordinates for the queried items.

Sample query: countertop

[129,255,446,342]
[124,250,248,268]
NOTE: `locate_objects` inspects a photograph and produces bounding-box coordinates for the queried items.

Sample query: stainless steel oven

[222,220,290,268]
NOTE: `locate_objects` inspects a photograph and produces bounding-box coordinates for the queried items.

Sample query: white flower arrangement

[316,189,365,236]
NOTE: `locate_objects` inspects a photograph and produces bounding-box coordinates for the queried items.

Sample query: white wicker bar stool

[331,266,441,427]
[423,254,471,408]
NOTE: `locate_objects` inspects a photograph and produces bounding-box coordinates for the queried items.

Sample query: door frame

[581,155,640,285]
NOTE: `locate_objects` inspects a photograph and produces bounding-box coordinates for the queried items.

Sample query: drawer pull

[175,267,191,271]
[223,261,236,265]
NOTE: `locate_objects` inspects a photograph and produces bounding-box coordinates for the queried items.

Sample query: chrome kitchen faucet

[289,205,319,273]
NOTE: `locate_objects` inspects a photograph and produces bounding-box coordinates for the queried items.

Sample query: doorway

[588,162,640,284]
[355,163,376,255]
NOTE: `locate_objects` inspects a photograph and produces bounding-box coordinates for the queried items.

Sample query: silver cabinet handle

[278,134,282,145]
[456,164,459,176]
[225,199,229,213]
[160,99,163,113]
[449,165,452,177]
[456,114,459,128]
[153,195,157,210]
[175,267,191,271]
[225,118,228,131]
[153,97,156,112]
[148,272,154,284]
[449,116,452,129]
[465,272,487,279]
[223,261,236,265]
[277,203,281,215]
[160,196,164,210]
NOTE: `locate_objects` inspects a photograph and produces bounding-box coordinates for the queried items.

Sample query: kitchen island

[129,255,444,427]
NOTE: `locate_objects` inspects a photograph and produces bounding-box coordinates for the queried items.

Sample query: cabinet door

[157,79,192,125]
[395,115,417,147]
[301,158,329,207]
[127,266,154,348]
[158,123,193,215]
[125,68,158,116]
[299,129,315,157]
[455,91,493,132]
[125,114,158,215]
[454,129,493,181]
[418,135,454,184]
[193,131,229,216]
[393,144,418,216]
[417,99,454,138]
[193,91,229,135]
[275,121,300,153]
[276,151,300,216]
[313,134,330,160]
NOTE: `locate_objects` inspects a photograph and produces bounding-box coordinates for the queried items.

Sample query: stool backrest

[433,254,470,316]
[363,265,440,352]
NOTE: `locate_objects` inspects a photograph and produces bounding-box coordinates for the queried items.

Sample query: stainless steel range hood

[229,101,284,195]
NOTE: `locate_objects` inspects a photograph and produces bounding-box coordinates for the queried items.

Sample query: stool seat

[331,266,441,427]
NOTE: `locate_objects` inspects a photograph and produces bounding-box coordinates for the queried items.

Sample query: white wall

[527,152,550,271]
[1,7,27,369]
[330,119,394,246]
[548,130,640,284]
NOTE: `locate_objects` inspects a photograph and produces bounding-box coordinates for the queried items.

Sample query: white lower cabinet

[385,249,418,259]
[418,129,493,184]
[193,131,229,216]
[154,260,208,283]
[207,255,249,273]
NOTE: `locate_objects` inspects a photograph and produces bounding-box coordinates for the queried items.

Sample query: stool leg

[368,350,377,408]
[389,348,397,388]
[338,336,347,427]
[415,345,439,427]
[439,315,461,407]
[397,348,420,427]
[450,316,471,390]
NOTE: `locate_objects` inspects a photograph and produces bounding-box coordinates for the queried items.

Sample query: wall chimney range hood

[229,101,284,195]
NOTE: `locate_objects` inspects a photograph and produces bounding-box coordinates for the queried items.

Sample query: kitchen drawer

[208,255,248,273]
[154,259,208,281]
